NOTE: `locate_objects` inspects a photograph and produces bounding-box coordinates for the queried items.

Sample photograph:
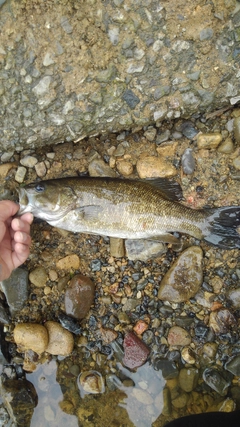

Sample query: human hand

[0,200,33,281]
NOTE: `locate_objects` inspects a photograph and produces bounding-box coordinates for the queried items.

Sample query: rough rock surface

[0,0,240,151]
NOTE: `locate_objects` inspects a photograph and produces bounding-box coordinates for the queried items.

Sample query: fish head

[17,180,76,221]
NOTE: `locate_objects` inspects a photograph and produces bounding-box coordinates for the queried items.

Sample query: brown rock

[29,266,48,287]
[167,326,191,346]
[14,323,49,354]
[65,274,95,319]
[109,237,125,257]
[45,321,74,356]
[0,162,17,178]
[158,246,203,303]
[136,156,177,178]
[197,133,222,149]
[116,159,133,176]
[56,254,80,270]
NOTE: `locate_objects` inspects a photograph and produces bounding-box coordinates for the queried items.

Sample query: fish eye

[35,183,45,193]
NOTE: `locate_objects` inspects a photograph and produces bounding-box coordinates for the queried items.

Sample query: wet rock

[197,133,222,149]
[133,320,149,336]
[1,378,37,427]
[45,321,74,356]
[136,156,177,178]
[181,148,195,174]
[58,312,82,335]
[225,355,240,376]
[209,309,237,335]
[65,274,95,320]
[158,246,203,303]
[167,326,191,347]
[0,301,9,324]
[152,358,179,379]
[203,367,231,396]
[233,117,240,143]
[201,342,218,365]
[77,370,105,398]
[29,266,48,288]
[88,159,116,177]
[125,238,166,261]
[179,367,199,392]
[14,323,49,354]
[97,326,118,344]
[122,331,150,369]
[56,254,80,270]
[109,237,125,257]
[181,347,196,365]
[1,268,29,315]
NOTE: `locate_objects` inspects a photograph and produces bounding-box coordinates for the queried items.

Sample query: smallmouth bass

[18,177,240,249]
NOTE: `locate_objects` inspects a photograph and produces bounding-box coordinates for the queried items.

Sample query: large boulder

[0,0,239,151]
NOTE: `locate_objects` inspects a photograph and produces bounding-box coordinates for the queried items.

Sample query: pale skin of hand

[0,200,33,281]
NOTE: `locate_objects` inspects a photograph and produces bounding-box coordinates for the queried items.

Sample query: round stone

[44,321,74,356]
[14,323,49,354]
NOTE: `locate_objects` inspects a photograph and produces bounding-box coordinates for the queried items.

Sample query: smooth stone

[122,331,150,369]
[35,161,47,177]
[158,246,203,302]
[232,156,240,170]
[15,166,27,183]
[14,323,49,354]
[209,309,236,335]
[152,358,179,379]
[88,158,117,177]
[125,239,166,261]
[44,321,74,356]
[225,355,240,376]
[179,368,199,392]
[144,127,157,142]
[56,254,80,270]
[197,132,222,149]
[233,117,240,143]
[217,137,234,153]
[116,160,133,176]
[203,367,231,396]
[227,288,240,308]
[1,378,37,426]
[181,148,195,174]
[65,274,95,320]
[136,156,177,178]
[167,326,191,346]
[29,266,48,288]
[109,237,125,257]
[20,156,38,167]
[1,268,29,315]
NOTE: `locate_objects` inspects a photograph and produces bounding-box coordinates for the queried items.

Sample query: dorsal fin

[143,178,183,202]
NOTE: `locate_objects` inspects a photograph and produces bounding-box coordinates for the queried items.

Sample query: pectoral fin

[148,233,182,251]
[76,205,103,221]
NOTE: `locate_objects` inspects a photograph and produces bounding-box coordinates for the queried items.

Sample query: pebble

[181,347,196,364]
[15,166,27,183]
[65,274,95,320]
[56,254,80,270]
[217,137,234,153]
[35,161,47,177]
[44,321,74,356]
[181,121,198,139]
[122,331,150,369]
[144,127,157,142]
[29,266,48,288]
[109,237,125,257]
[88,159,117,177]
[158,246,203,302]
[197,132,222,149]
[225,355,240,376]
[1,151,14,162]
[133,320,149,335]
[203,367,231,396]
[14,323,49,354]
[209,308,236,334]
[201,342,218,365]
[125,239,166,261]
[167,326,191,346]
[232,156,240,170]
[136,156,177,178]
[0,162,17,178]
[116,160,133,176]
[227,288,240,308]
[20,156,38,168]
[1,268,29,315]
[181,148,195,174]
[233,116,240,142]
[178,367,199,392]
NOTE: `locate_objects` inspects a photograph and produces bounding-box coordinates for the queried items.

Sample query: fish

[17,176,240,249]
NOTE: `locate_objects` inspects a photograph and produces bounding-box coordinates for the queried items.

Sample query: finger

[11,242,30,269]
[19,212,34,225]
[11,215,33,234]
[14,231,32,246]
[0,201,19,222]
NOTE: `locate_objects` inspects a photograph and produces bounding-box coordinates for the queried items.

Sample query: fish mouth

[17,187,31,215]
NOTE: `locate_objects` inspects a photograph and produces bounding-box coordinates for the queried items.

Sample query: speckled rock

[158,246,203,302]
[197,133,222,149]
[44,321,74,356]
[116,160,133,176]
[122,331,150,369]
[227,288,240,308]
[167,326,191,347]
[209,309,236,335]
[125,238,166,261]
[136,156,177,178]
[13,323,49,354]
[56,254,80,270]
[65,274,95,320]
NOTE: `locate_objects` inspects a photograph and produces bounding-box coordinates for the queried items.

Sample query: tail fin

[204,206,240,249]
